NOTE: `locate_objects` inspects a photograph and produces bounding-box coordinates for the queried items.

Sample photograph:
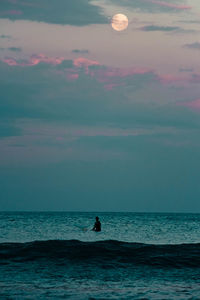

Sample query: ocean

[1,212,200,299]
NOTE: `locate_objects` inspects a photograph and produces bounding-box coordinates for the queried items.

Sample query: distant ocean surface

[1,212,200,299]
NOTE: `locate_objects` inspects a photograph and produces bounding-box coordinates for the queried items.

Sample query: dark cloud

[179,68,194,73]
[183,42,200,50]
[0,34,12,39]
[0,60,113,137]
[108,0,191,13]
[72,49,89,54]
[141,25,179,31]
[178,20,200,24]
[8,47,22,52]
[0,0,108,25]
[171,28,198,34]
[0,47,22,52]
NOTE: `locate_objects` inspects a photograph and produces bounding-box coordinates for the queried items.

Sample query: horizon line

[1,210,200,214]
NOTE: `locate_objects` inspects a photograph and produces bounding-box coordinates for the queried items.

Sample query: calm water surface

[1,211,200,244]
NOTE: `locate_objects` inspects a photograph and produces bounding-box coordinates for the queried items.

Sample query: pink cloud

[2,55,100,71]
[73,57,100,74]
[73,57,99,68]
[30,54,64,66]
[3,58,18,66]
[3,54,65,66]
[104,83,124,90]
[147,0,192,10]
[2,53,190,90]
[66,73,79,80]
[93,66,152,79]
[57,60,153,89]
[158,74,186,85]
[88,66,153,89]
[179,99,200,110]
[59,57,100,81]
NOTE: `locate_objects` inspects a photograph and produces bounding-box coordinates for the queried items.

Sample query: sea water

[1,212,200,299]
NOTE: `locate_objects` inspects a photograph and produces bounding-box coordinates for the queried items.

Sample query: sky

[1,0,200,212]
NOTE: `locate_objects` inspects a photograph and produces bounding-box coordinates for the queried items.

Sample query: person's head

[96,216,99,221]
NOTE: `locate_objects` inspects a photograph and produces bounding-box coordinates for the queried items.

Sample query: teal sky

[1,0,200,212]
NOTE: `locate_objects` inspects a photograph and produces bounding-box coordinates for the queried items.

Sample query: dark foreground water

[1,212,200,299]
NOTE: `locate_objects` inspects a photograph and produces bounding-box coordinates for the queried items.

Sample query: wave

[1,240,200,268]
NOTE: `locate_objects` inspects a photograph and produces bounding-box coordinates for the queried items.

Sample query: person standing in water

[92,216,101,232]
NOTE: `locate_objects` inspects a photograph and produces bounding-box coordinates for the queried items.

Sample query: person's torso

[95,221,101,231]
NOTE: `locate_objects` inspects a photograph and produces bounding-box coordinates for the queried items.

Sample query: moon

[111,14,128,31]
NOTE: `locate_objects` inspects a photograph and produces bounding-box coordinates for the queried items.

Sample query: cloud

[0,0,108,25]
[157,74,185,85]
[148,0,191,10]
[0,34,12,39]
[1,53,200,143]
[179,68,193,73]
[190,73,200,83]
[183,42,200,50]
[73,57,100,70]
[170,28,198,35]
[0,58,112,128]
[178,99,200,111]
[109,0,191,13]
[72,49,89,54]
[0,47,22,52]
[1,54,187,90]
[1,54,156,91]
[141,25,179,31]
[8,47,22,52]
[3,54,65,66]
[88,65,155,90]
[178,20,200,24]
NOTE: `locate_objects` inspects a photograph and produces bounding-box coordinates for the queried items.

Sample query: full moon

[111,14,128,31]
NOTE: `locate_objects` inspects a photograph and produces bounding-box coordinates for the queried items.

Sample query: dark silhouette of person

[92,216,101,232]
